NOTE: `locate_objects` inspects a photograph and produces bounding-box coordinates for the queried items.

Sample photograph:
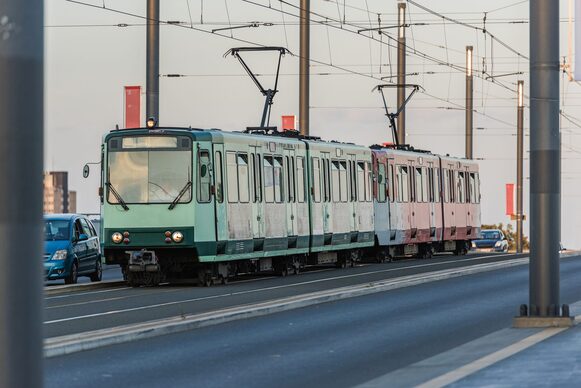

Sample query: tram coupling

[127,249,160,273]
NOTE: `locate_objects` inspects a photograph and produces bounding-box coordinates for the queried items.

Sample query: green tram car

[101,127,375,286]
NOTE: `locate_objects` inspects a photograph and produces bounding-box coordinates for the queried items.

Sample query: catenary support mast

[299,0,310,136]
[529,0,560,317]
[146,0,160,123]
[0,2,44,387]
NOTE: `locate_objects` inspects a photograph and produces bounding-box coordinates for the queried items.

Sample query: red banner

[506,183,515,216]
[124,86,141,128]
[281,115,295,131]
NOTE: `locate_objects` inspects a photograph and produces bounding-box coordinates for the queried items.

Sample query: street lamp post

[466,46,473,160]
[516,80,524,253]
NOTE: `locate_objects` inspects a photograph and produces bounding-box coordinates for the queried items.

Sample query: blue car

[471,229,509,252]
[44,214,102,284]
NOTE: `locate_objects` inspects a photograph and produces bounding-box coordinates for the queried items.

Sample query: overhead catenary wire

[64,0,522,131]
[244,0,522,94]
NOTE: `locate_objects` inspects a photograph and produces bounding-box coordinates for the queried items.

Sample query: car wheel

[65,261,78,285]
[90,259,102,282]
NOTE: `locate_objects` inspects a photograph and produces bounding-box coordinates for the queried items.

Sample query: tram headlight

[112,232,123,244]
[171,231,184,243]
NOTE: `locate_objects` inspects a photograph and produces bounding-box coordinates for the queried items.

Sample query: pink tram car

[371,145,480,261]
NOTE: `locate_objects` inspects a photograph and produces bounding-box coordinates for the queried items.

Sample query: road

[44,252,522,338]
[44,254,581,387]
[44,264,122,286]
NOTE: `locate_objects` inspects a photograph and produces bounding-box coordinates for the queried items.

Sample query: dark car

[471,229,509,252]
[44,214,102,284]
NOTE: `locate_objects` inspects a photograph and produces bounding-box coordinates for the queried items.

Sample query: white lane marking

[44,255,522,325]
[46,287,189,310]
[414,327,568,388]
[45,287,132,300]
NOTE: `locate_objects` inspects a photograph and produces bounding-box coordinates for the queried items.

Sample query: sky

[45,0,581,248]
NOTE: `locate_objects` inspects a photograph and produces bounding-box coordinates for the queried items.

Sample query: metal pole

[517,80,524,253]
[397,2,406,145]
[466,46,474,159]
[299,0,310,136]
[529,0,560,317]
[146,0,160,124]
[0,3,44,387]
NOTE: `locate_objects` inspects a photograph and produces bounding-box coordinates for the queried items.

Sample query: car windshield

[44,220,70,241]
[107,136,192,204]
[481,230,501,240]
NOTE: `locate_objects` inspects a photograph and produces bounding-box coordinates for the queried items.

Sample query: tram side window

[264,155,274,203]
[415,167,423,203]
[357,162,365,202]
[331,161,340,202]
[366,162,372,202]
[238,153,249,203]
[448,169,456,203]
[198,150,211,203]
[422,168,429,203]
[249,154,255,203]
[469,172,476,204]
[323,158,331,202]
[347,159,353,202]
[321,159,327,202]
[351,160,357,201]
[215,151,224,203]
[434,168,440,203]
[312,157,321,203]
[457,171,465,204]
[475,173,481,204]
[409,167,416,202]
[443,169,449,203]
[389,164,395,203]
[255,154,262,202]
[339,161,347,202]
[297,157,305,203]
[378,163,387,203]
[274,156,284,203]
[427,167,434,202]
[397,165,409,202]
[288,157,296,203]
[226,152,238,203]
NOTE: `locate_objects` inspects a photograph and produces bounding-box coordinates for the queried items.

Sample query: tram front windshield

[107,136,192,204]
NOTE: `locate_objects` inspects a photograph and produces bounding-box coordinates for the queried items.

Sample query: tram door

[249,146,264,240]
[348,154,358,234]
[213,144,228,243]
[321,152,332,237]
[284,148,297,237]
[409,161,417,239]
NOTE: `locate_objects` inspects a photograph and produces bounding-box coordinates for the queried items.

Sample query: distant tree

[481,223,529,251]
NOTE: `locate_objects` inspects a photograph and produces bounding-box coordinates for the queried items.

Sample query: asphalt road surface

[44,252,522,338]
[44,253,581,388]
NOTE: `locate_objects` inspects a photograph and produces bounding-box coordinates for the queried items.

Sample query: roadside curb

[44,280,127,296]
[44,257,529,357]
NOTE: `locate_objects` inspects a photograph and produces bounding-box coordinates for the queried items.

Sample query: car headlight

[171,231,183,243]
[112,232,123,244]
[471,242,476,248]
[494,241,502,247]
[52,250,68,261]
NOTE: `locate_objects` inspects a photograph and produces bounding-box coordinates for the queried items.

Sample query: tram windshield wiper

[168,181,192,210]
[106,182,129,211]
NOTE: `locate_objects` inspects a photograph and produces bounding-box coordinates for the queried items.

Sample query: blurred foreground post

[0,2,44,387]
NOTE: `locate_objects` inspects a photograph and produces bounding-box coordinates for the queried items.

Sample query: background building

[43,171,76,213]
